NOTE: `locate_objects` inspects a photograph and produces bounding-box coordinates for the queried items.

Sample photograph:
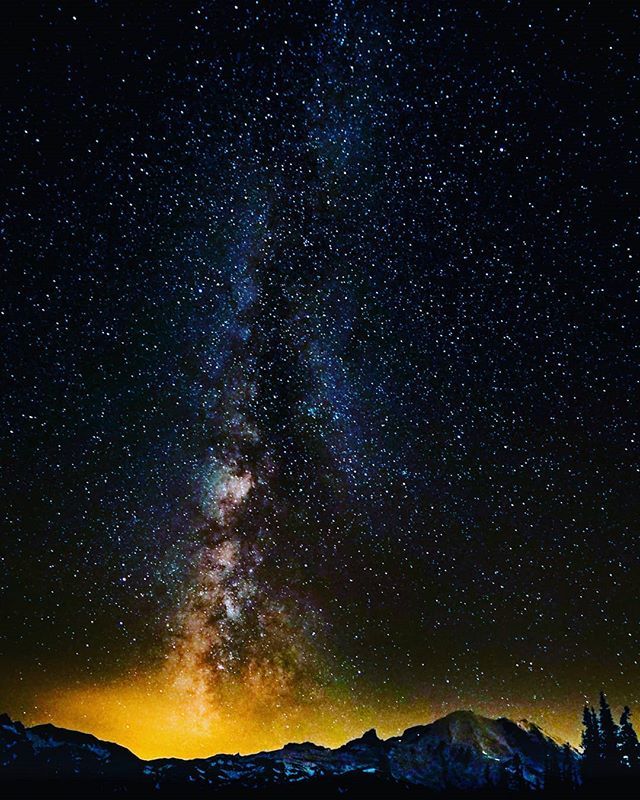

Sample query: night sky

[1,1,638,759]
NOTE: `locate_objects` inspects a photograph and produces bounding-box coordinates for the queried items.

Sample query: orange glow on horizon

[17,666,584,760]
[29,668,404,759]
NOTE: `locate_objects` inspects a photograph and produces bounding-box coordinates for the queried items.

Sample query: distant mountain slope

[0,709,577,796]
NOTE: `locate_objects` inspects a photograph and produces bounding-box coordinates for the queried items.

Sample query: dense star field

[1,1,637,759]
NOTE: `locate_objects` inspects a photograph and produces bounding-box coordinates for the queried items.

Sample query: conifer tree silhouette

[619,706,640,773]
[581,704,601,783]
[598,691,621,776]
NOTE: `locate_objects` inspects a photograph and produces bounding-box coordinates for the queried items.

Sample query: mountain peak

[359,727,380,744]
[0,710,577,793]
[339,726,384,752]
[441,709,483,723]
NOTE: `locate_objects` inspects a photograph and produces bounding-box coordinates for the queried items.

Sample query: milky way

[1,1,638,757]
[167,202,330,726]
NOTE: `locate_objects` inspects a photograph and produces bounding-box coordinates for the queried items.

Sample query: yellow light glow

[32,668,381,759]
[21,665,583,760]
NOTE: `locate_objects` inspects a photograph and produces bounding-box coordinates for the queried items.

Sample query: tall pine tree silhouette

[581,704,601,782]
[599,691,621,776]
[619,706,640,773]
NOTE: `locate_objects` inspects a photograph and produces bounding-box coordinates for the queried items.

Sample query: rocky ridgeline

[0,709,576,796]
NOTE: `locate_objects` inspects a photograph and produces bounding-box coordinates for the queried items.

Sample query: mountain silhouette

[0,709,576,797]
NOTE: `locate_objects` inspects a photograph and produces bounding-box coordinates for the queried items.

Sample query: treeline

[580,691,639,787]
[492,692,639,794]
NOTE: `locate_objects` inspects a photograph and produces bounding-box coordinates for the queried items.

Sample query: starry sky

[1,0,638,759]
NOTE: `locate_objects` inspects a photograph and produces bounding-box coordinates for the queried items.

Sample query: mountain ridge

[0,709,578,796]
